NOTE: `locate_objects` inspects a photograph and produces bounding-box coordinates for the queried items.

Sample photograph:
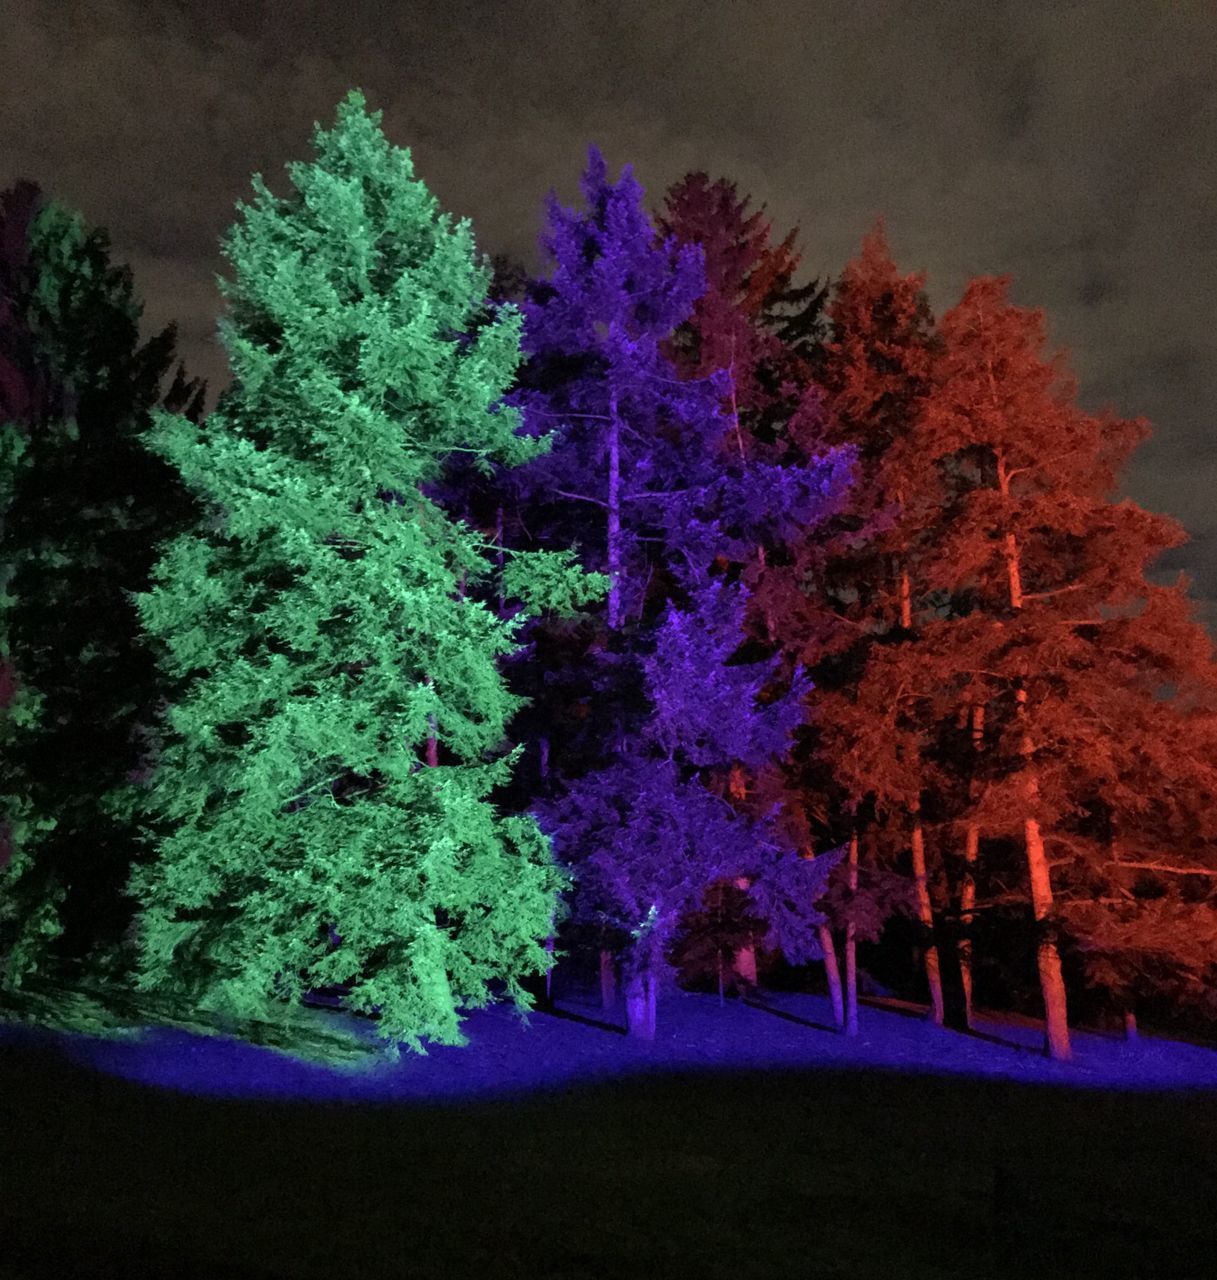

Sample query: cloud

[3,0,1214,613]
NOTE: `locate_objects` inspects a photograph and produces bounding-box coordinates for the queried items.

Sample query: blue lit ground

[3,982,1217,1278]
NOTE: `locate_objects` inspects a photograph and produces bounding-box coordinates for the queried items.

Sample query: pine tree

[127,90,603,1056]
[516,147,849,1038]
[0,179,205,991]
[752,221,946,1029]
[911,274,1217,1059]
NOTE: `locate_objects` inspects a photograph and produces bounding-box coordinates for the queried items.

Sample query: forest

[3,86,1217,1078]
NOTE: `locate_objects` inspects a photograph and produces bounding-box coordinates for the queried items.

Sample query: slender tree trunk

[910,798,946,1025]
[844,827,860,1036]
[599,393,624,1013]
[958,702,984,1029]
[495,504,505,616]
[600,949,616,1009]
[997,449,1071,1061]
[606,393,621,630]
[959,821,979,1026]
[1017,688,1072,1061]
[724,764,758,987]
[818,923,846,1030]
[423,675,439,768]
[625,968,655,1040]
[538,735,554,1005]
[898,562,912,630]
[1123,1009,1138,1041]
[733,875,758,986]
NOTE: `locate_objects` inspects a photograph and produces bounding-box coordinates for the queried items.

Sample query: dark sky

[5,0,1216,620]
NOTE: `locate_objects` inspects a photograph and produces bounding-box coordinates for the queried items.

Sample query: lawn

[2,984,1216,1279]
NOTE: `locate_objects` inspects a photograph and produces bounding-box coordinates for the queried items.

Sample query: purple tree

[517,147,852,1038]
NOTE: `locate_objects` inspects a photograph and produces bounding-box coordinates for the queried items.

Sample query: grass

[2,984,1216,1279]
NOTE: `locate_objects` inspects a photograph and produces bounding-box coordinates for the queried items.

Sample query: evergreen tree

[911,274,1217,1058]
[0,178,205,990]
[514,147,850,1037]
[127,90,603,1056]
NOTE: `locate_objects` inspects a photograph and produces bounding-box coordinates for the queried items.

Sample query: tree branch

[1105,859,1217,878]
[553,489,609,508]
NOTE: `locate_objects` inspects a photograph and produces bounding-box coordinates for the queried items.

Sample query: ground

[2,982,1216,1278]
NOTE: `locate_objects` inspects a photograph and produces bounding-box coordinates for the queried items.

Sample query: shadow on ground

[2,1026,1215,1280]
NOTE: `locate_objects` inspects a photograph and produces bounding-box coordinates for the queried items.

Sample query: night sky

[5,0,1215,620]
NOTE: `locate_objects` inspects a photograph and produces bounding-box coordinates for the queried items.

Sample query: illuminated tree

[515,148,849,1037]
[0,178,204,991]
[912,274,1217,1058]
[751,221,945,1030]
[128,90,603,1056]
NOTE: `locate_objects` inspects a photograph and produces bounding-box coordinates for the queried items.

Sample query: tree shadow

[740,996,841,1035]
[537,1002,628,1036]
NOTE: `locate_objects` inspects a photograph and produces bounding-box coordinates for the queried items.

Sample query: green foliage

[0,182,203,991]
[130,90,596,1057]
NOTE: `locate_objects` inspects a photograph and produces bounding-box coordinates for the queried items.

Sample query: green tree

[128,90,604,1056]
[0,178,205,991]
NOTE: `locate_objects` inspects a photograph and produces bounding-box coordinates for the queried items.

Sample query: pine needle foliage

[128,90,605,1057]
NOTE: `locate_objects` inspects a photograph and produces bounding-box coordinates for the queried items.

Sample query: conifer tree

[751,221,945,1029]
[0,179,205,991]
[127,90,603,1055]
[514,147,850,1037]
[911,274,1217,1059]
[656,172,847,995]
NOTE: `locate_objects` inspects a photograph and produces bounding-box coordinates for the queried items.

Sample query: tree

[656,173,845,991]
[911,274,1217,1059]
[515,148,850,1037]
[749,220,945,1030]
[0,178,205,992]
[127,90,604,1057]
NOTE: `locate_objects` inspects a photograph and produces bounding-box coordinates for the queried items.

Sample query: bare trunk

[910,801,946,1025]
[600,949,616,1009]
[1013,685,1071,1060]
[607,393,621,631]
[495,504,505,616]
[998,450,1071,1061]
[732,874,757,986]
[898,562,912,630]
[625,969,656,1040]
[423,676,439,768]
[844,828,860,1036]
[958,702,984,1029]
[818,923,846,1030]
[1123,1009,1138,1041]
[959,820,979,1027]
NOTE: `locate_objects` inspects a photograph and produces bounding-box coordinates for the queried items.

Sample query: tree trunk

[958,702,984,1029]
[959,819,979,1027]
[600,948,616,1008]
[606,393,622,630]
[898,562,912,630]
[732,874,757,987]
[1017,687,1072,1061]
[844,828,860,1036]
[997,452,1071,1062]
[910,800,946,1025]
[495,504,505,616]
[625,969,656,1040]
[1123,1009,1138,1041]
[418,670,440,767]
[818,923,845,1030]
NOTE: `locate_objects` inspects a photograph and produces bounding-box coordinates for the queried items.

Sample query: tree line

[2,90,1215,1061]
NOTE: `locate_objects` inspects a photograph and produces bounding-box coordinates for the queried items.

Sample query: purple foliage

[515,147,855,994]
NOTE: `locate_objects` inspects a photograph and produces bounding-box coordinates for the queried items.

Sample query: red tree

[910,274,1217,1059]
[759,220,947,1029]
